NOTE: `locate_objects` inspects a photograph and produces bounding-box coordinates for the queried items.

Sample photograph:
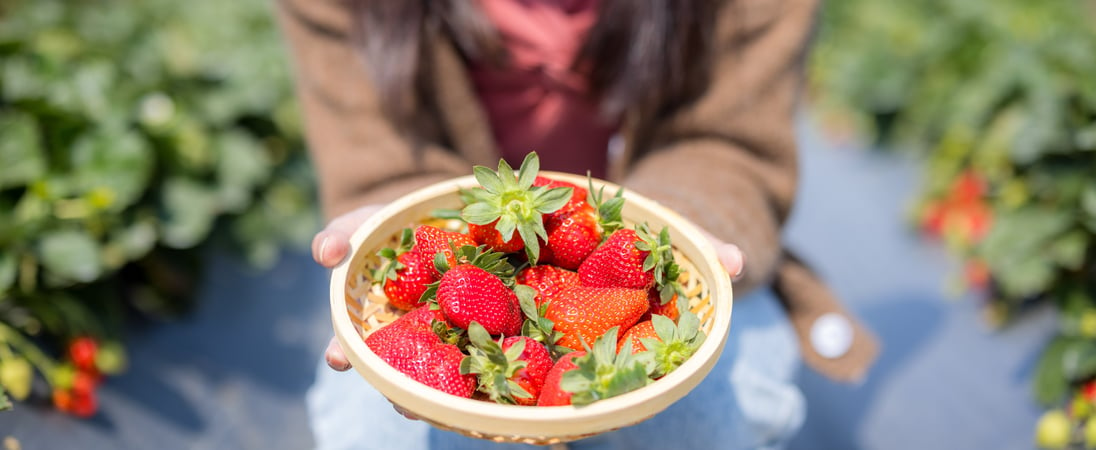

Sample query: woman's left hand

[700,230,745,282]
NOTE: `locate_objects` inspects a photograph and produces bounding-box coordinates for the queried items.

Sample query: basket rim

[328,172,734,438]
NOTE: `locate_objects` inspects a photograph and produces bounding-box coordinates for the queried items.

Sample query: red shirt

[470,0,617,179]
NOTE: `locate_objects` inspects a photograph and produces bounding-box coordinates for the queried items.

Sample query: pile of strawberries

[364,153,706,406]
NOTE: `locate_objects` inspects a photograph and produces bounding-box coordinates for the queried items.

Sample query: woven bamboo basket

[329,172,734,445]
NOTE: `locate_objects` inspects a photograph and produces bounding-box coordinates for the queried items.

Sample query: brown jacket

[277,0,877,381]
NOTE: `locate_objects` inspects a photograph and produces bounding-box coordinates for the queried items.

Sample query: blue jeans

[307,289,805,450]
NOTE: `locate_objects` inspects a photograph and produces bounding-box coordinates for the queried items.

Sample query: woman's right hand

[311,203,385,372]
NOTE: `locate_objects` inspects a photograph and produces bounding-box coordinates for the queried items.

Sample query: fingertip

[325,339,352,371]
[314,232,350,268]
[721,244,745,281]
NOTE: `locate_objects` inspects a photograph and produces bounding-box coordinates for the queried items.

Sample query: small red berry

[69,337,99,372]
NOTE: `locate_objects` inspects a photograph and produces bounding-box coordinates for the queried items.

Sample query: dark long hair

[351,0,719,128]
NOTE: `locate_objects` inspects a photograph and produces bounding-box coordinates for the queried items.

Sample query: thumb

[311,204,384,268]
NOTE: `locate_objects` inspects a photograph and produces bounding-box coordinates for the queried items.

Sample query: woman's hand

[699,229,746,282]
[312,204,385,372]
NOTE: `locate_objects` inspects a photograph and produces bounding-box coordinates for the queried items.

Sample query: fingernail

[733,265,744,281]
[318,236,331,263]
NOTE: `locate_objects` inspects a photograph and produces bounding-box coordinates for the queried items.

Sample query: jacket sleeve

[621,0,818,294]
[276,0,470,221]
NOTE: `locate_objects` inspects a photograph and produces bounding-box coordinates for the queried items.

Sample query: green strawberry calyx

[371,228,415,285]
[460,322,533,404]
[635,312,707,379]
[635,223,685,304]
[586,173,625,238]
[516,285,568,359]
[461,152,574,264]
[560,327,651,406]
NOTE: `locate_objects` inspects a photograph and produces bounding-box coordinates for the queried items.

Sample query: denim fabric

[307,289,805,450]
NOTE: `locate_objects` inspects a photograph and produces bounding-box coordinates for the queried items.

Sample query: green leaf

[0,112,45,190]
[1034,336,1071,406]
[37,229,103,283]
[1062,339,1096,382]
[159,177,219,249]
[532,187,573,214]
[1050,230,1088,271]
[216,131,272,213]
[0,252,15,293]
[71,127,154,211]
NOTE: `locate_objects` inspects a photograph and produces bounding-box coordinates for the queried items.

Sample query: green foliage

[0,0,316,407]
[812,0,1096,437]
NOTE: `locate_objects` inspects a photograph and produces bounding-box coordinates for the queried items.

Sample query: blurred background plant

[0,0,316,415]
[810,0,1096,447]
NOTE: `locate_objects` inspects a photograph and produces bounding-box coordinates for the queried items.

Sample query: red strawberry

[462,323,553,405]
[69,337,98,372]
[437,264,523,336]
[397,305,451,331]
[542,208,601,270]
[641,287,679,322]
[543,286,649,351]
[579,226,682,304]
[387,341,477,398]
[365,320,476,398]
[516,265,580,307]
[469,221,525,253]
[382,250,437,310]
[412,225,476,276]
[579,229,653,290]
[536,351,585,406]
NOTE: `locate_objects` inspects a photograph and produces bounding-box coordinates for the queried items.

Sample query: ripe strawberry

[579,225,682,302]
[69,337,98,372]
[543,286,649,351]
[382,251,437,310]
[461,153,573,263]
[468,221,525,253]
[69,389,98,418]
[618,320,657,354]
[542,209,601,270]
[461,323,553,405]
[516,265,579,307]
[387,340,477,398]
[412,225,476,276]
[536,351,585,406]
[437,264,523,336]
[365,319,476,398]
[641,287,679,322]
[630,313,706,379]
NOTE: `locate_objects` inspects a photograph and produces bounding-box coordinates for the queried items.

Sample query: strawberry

[578,225,682,302]
[411,225,476,277]
[461,322,553,405]
[536,351,585,406]
[374,229,438,310]
[468,221,525,253]
[69,337,98,372]
[365,318,476,398]
[383,251,437,310]
[515,265,579,307]
[437,264,524,336]
[538,176,625,270]
[543,286,649,351]
[541,208,601,270]
[641,287,679,322]
[461,153,573,263]
[387,341,477,398]
[559,328,651,406]
[631,312,706,379]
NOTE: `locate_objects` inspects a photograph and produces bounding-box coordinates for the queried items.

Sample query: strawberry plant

[811,0,1096,445]
[0,0,315,413]
[359,153,709,407]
